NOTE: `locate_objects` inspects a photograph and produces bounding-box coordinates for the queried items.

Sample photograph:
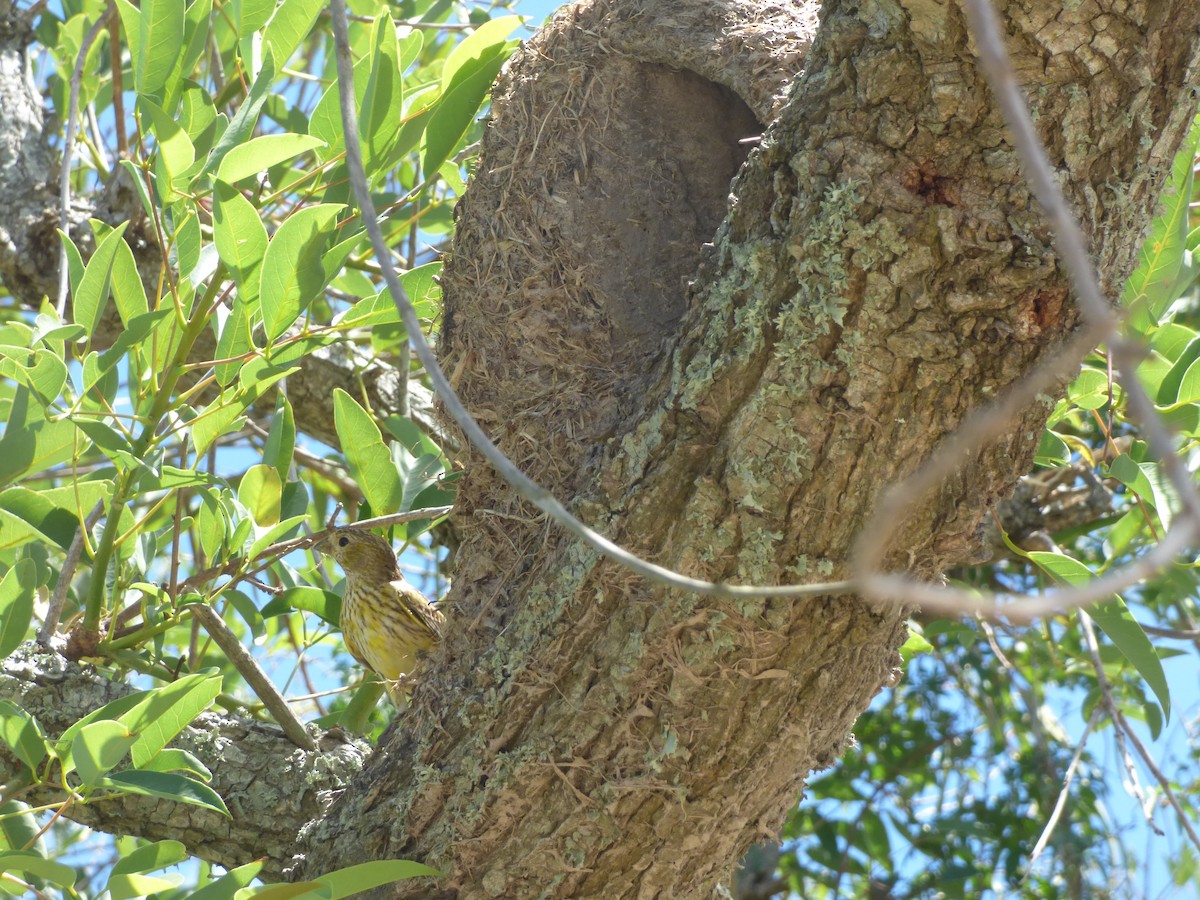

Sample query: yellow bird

[314,528,444,706]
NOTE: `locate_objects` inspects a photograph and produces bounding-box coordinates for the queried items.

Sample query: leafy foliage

[0,0,519,892]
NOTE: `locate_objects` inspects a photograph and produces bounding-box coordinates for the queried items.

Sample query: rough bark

[296,0,1200,896]
[0,646,368,878]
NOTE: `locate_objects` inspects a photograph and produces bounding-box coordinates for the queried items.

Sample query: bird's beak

[313,533,332,555]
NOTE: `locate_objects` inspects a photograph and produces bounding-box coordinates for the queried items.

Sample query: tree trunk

[297,0,1200,897]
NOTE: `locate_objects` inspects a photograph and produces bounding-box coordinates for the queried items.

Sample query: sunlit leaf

[101,770,230,816]
[0,701,48,772]
[119,671,222,767]
[1027,551,1171,730]
[259,204,344,341]
[73,720,138,788]
[74,222,130,334]
[0,851,76,888]
[0,560,36,658]
[136,0,184,98]
[217,133,325,185]
[332,390,402,515]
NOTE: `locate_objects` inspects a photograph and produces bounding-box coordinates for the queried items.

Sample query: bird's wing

[390,580,446,638]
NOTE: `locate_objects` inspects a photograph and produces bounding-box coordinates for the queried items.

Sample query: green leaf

[118,671,222,767]
[74,222,130,334]
[1124,114,1200,328]
[1027,550,1171,730]
[395,447,444,513]
[110,839,187,877]
[258,204,344,341]
[264,395,295,480]
[101,770,230,816]
[1174,356,1200,407]
[202,50,276,178]
[0,348,68,409]
[217,133,326,184]
[308,54,371,160]
[332,390,402,514]
[422,43,512,177]
[175,209,204,281]
[191,389,248,456]
[178,0,212,77]
[1108,453,1176,532]
[72,720,138,788]
[0,851,76,888]
[108,873,181,899]
[246,513,307,559]
[29,312,85,346]
[0,559,36,658]
[1155,335,1200,406]
[314,860,441,898]
[0,508,44,552]
[55,231,85,300]
[136,0,184,98]
[0,387,78,485]
[262,0,323,68]
[96,308,173,381]
[1033,429,1069,468]
[359,13,403,175]
[440,16,522,89]
[110,235,150,324]
[215,296,257,386]
[1067,366,1110,410]
[54,692,147,775]
[1088,599,1172,735]
[119,159,158,220]
[0,802,46,860]
[236,0,274,34]
[53,693,144,777]
[189,861,265,900]
[237,884,331,900]
[140,98,197,199]
[74,418,137,468]
[139,746,212,780]
[196,487,229,562]
[239,464,283,526]
[0,701,48,772]
[262,585,340,627]
[898,627,933,663]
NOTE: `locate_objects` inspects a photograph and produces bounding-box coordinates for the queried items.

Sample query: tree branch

[0,646,367,880]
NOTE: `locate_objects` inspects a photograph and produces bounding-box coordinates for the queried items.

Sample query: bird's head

[315,528,400,582]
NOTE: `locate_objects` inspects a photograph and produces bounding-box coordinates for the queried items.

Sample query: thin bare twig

[187,603,317,751]
[1026,706,1100,870]
[1078,615,1162,830]
[38,501,105,644]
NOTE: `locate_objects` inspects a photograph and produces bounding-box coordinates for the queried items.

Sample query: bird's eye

[338,536,350,547]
